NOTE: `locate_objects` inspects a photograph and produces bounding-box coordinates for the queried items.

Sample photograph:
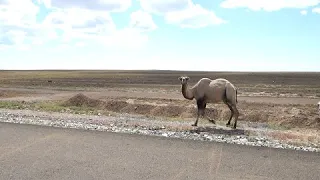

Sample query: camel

[178,76,239,129]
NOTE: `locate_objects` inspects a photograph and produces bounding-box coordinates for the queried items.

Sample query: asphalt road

[0,123,319,180]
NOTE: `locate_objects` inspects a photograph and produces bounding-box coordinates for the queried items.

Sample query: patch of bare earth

[0,90,30,98]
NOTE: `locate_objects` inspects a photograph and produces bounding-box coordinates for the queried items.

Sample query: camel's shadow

[189,126,245,136]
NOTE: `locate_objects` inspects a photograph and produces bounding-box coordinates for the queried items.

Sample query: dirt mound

[122,104,154,114]
[63,93,104,107]
[151,105,185,117]
[105,100,128,112]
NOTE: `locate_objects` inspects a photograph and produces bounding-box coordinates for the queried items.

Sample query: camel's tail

[236,89,238,103]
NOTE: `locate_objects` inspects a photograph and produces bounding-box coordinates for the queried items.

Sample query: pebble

[162,133,168,137]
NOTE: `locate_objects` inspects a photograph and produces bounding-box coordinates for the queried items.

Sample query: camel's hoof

[191,124,197,127]
[226,123,230,127]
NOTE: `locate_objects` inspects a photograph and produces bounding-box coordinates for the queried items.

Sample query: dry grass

[1,93,319,130]
[0,94,311,130]
[238,101,320,129]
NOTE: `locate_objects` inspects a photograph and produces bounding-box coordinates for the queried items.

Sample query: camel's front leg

[193,100,204,126]
[192,110,200,126]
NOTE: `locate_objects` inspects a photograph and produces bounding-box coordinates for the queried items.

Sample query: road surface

[0,122,319,180]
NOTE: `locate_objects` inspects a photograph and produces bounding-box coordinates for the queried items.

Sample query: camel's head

[178,76,190,85]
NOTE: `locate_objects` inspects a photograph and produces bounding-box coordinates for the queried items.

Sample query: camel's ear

[178,77,182,81]
[186,77,190,81]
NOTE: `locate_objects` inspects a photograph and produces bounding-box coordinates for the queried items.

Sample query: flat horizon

[1,69,320,73]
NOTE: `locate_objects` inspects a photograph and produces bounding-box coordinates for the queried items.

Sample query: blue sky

[1,0,320,71]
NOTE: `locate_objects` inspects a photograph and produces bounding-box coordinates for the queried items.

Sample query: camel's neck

[181,83,194,100]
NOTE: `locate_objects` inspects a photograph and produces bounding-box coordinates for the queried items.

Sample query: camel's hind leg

[225,102,239,129]
[231,104,239,129]
[224,101,234,126]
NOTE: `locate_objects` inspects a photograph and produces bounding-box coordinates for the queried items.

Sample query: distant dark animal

[318,101,320,115]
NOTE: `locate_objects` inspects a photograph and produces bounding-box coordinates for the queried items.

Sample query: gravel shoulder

[1,108,319,153]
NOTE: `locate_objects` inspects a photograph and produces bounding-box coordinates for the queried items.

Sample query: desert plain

[0,70,320,149]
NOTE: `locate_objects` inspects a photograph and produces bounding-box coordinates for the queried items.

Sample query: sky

[1,0,320,71]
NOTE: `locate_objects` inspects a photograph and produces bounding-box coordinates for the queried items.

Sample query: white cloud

[0,0,153,50]
[75,42,85,47]
[36,0,51,8]
[221,0,320,11]
[0,30,26,45]
[0,0,39,27]
[39,0,132,12]
[129,10,157,32]
[0,0,41,48]
[0,24,52,47]
[300,10,308,15]
[312,7,320,13]
[0,0,57,48]
[165,4,226,28]
[43,8,151,48]
[139,0,225,28]
[0,25,59,49]
[139,0,191,15]
[101,28,149,49]
[43,8,116,37]
[41,0,153,48]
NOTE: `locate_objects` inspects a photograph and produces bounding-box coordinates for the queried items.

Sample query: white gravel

[0,108,319,153]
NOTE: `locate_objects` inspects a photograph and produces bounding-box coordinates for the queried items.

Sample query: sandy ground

[1,87,319,105]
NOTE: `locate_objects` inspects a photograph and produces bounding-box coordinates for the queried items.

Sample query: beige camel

[178,76,239,129]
